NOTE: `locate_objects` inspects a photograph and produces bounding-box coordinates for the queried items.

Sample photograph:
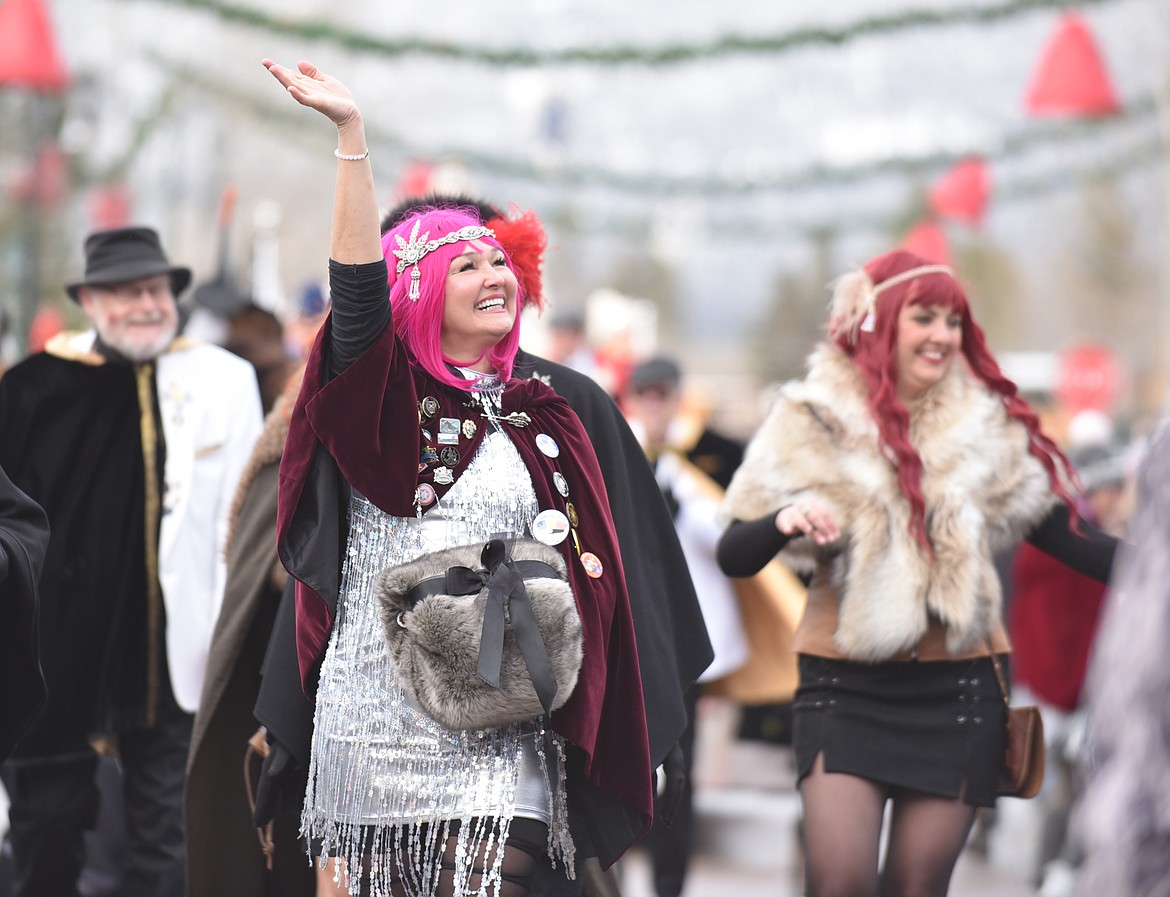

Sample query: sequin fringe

[537,725,575,874]
[301,431,575,895]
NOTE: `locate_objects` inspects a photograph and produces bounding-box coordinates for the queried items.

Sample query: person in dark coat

[622,355,748,897]
[0,462,50,762]
[0,225,263,897]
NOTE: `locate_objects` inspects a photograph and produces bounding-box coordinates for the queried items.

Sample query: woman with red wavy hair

[718,250,1117,897]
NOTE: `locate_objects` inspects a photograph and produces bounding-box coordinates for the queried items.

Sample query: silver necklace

[457,366,505,428]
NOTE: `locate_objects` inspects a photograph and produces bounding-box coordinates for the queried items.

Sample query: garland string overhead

[105,58,1168,240]
[130,0,1119,67]
[161,55,1159,197]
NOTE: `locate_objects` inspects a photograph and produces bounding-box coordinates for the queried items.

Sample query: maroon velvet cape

[276,318,653,828]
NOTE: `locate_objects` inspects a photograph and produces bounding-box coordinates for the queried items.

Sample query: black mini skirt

[792,653,1008,807]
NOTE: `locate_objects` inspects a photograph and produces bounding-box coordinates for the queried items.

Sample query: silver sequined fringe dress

[303,424,574,897]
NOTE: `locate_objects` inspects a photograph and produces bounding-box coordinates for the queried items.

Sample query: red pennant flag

[88,184,133,230]
[929,157,990,225]
[900,219,950,266]
[27,304,66,353]
[1025,13,1119,117]
[0,0,69,92]
[394,161,435,201]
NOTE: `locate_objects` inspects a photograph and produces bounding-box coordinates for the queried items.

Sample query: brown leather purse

[987,648,1046,798]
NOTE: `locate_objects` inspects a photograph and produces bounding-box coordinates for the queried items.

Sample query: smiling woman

[716,249,1120,897]
[254,58,653,897]
[439,241,518,368]
[893,289,963,404]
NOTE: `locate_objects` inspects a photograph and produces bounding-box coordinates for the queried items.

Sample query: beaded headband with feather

[391,220,496,301]
[828,264,955,343]
[382,197,547,311]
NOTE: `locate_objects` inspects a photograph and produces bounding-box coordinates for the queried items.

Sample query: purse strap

[243,727,276,870]
[985,638,1011,711]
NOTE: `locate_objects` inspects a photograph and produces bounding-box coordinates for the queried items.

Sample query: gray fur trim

[376,539,583,730]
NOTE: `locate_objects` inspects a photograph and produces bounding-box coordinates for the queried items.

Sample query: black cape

[0,353,152,756]
[0,461,51,761]
[512,351,713,766]
[254,350,713,870]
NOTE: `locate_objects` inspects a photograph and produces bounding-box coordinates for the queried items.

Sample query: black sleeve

[254,577,315,770]
[717,511,798,578]
[327,258,391,378]
[1024,502,1118,584]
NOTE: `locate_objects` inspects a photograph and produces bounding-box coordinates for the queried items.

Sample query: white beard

[98,320,179,362]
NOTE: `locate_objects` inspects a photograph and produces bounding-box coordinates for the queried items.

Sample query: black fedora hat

[65,226,192,302]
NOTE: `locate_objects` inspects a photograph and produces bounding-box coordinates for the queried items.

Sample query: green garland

[110,58,1160,241]
[158,56,1159,198]
[127,0,1119,67]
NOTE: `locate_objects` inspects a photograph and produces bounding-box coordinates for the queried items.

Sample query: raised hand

[261,57,379,262]
[261,58,360,129]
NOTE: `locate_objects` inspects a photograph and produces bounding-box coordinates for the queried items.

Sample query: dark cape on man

[0,352,157,754]
[0,461,51,761]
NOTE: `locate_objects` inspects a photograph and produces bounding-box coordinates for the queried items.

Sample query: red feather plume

[487,205,548,313]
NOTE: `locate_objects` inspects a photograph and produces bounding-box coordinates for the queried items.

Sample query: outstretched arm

[1025,502,1117,583]
[262,58,381,265]
[263,58,388,376]
[717,498,840,578]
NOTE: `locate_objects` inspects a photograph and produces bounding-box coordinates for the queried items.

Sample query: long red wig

[831,249,1077,553]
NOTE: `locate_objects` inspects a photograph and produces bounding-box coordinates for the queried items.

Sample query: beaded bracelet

[334,148,370,161]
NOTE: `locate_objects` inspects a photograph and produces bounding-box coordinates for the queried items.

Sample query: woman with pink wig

[718,250,1117,897]
[261,59,652,897]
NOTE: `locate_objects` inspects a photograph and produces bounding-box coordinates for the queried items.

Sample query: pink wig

[832,249,1077,552]
[381,205,524,391]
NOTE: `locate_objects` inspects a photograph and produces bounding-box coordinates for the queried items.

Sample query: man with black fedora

[0,225,263,897]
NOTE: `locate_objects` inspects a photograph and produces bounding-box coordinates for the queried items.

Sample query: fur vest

[723,344,1059,660]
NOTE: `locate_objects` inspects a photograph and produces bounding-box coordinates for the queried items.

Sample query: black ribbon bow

[407,540,562,716]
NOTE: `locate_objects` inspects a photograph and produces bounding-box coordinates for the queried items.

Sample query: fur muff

[376,539,584,730]
[723,343,1060,660]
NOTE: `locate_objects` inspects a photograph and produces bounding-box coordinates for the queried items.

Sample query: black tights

[428,817,544,897]
[326,817,546,897]
[799,753,978,897]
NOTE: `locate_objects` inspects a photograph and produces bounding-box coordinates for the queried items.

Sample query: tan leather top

[794,570,1011,661]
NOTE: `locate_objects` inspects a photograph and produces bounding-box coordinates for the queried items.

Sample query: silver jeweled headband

[392,220,497,301]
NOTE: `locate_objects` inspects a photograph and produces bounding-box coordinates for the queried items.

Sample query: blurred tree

[1048,173,1155,418]
[0,91,70,359]
[751,229,835,385]
[1056,174,1155,386]
[952,237,1023,352]
[608,239,679,348]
